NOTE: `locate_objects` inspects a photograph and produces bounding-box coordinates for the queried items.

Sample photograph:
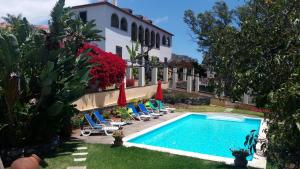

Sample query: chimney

[112,0,118,6]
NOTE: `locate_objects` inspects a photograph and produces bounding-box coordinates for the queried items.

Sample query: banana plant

[126,41,140,65]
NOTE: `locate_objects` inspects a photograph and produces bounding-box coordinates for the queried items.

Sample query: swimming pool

[125,113,262,161]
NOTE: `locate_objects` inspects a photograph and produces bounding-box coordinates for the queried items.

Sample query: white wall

[71,5,107,49]
[71,3,172,62]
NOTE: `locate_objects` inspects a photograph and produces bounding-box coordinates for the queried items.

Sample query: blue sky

[105,0,245,63]
[0,0,244,63]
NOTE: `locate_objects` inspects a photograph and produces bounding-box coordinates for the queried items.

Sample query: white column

[126,67,132,79]
[191,68,195,80]
[221,91,225,98]
[151,67,158,85]
[138,66,145,87]
[195,74,199,92]
[243,93,249,104]
[183,68,187,81]
[163,67,168,83]
[187,76,192,93]
[123,76,127,88]
[172,67,177,89]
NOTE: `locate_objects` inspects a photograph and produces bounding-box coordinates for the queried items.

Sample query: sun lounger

[138,103,160,118]
[156,100,176,112]
[81,113,118,136]
[127,104,151,121]
[93,111,126,127]
[147,100,168,115]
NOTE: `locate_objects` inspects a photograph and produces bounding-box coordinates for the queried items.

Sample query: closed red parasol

[155,80,163,101]
[117,82,127,107]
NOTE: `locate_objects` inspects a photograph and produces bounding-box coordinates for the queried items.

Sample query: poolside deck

[71,112,182,144]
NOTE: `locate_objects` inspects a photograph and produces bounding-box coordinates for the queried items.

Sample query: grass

[43,142,241,169]
[174,104,264,118]
[42,105,269,169]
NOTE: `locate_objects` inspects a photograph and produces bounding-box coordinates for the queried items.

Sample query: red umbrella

[155,80,163,101]
[117,82,127,107]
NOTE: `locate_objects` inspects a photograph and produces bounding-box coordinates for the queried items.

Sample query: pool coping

[123,112,267,169]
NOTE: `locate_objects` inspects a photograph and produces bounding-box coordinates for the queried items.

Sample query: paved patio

[71,112,182,144]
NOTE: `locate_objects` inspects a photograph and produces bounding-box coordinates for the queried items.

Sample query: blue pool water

[128,114,261,160]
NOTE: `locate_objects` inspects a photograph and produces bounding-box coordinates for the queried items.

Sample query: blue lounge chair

[93,111,126,127]
[127,104,151,121]
[138,103,160,119]
[81,113,118,136]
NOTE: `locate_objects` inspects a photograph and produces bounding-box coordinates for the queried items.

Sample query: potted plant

[230,130,258,168]
[230,148,250,167]
[112,130,124,147]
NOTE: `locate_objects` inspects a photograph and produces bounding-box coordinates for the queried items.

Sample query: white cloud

[0,0,91,24]
[153,16,169,25]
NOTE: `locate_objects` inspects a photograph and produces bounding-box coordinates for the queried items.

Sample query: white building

[71,0,173,62]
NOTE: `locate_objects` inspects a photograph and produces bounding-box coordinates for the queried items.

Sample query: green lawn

[174,105,264,118]
[42,105,271,169]
[43,142,239,169]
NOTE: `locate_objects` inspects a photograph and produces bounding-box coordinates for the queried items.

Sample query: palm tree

[2,14,23,25]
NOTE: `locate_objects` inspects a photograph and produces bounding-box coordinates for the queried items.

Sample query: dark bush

[163,90,210,105]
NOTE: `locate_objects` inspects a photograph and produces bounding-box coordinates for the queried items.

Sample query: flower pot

[233,156,248,168]
[11,154,41,169]
[113,137,123,146]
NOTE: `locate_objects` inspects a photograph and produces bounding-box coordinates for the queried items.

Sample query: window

[120,17,128,31]
[131,22,137,41]
[164,57,168,64]
[162,35,166,45]
[145,29,150,46]
[167,37,171,47]
[116,46,122,57]
[156,33,160,48]
[111,13,119,28]
[138,26,144,44]
[79,11,87,23]
[150,31,155,47]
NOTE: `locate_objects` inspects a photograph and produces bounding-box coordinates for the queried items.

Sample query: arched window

[145,28,150,46]
[111,13,119,28]
[162,35,166,45]
[120,17,127,31]
[131,22,137,41]
[138,26,144,44]
[167,37,171,47]
[150,31,155,47]
[156,33,160,48]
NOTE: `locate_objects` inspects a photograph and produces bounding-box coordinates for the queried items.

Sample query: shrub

[102,111,112,119]
[163,90,210,105]
[0,0,102,149]
[78,43,127,89]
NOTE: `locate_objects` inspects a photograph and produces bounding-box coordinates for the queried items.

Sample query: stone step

[74,158,86,162]
[67,166,86,169]
[72,152,88,156]
[77,147,87,150]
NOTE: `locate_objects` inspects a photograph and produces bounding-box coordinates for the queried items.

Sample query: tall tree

[184,0,300,168]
